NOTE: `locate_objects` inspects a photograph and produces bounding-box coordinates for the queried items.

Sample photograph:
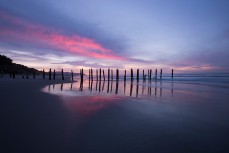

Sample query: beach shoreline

[1,77,229,153]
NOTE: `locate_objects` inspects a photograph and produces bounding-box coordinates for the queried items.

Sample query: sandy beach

[1,78,73,153]
[1,77,229,153]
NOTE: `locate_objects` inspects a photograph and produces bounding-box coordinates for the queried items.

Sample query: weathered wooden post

[172,69,174,79]
[61,69,64,80]
[149,69,152,81]
[131,68,133,82]
[43,69,45,79]
[80,69,82,81]
[81,69,84,82]
[96,69,98,81]
[49,68,51,80]
[148,69,149,80]
[26,75,28,79]
[137,69,139,82]
[103,69,105,81]
[124,70,126,82]
[107,75,110,93]
[111,69,113,81]
[108,69,110,81]
[160,69,162,80]
[155,69,157,80]
[71,70,74,81]
[53,69,55,80]
[91,69,93,81]
[79,72,83,91]
[143,70,145,81]
[116,69,119,81]
[99,68,101,81]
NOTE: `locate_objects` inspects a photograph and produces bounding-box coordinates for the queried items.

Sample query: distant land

[0,54,41,74]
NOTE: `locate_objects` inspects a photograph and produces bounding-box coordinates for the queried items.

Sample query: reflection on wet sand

[45,79,175,102]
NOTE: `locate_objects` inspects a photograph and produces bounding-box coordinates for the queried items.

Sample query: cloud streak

[0,11,125,60]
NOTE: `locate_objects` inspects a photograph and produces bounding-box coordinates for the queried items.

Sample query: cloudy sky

[0,0,229,73]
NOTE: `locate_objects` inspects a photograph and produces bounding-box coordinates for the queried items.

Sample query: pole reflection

[47,79,175,102]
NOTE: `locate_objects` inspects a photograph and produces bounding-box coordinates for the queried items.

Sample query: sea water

[41,73,229,152]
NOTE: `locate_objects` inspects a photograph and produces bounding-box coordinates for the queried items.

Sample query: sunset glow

[0,11,124,61]
[0,0,228,72]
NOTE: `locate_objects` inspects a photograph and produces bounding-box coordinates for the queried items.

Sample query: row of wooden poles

[42,69,74,81]
[4,68,174,81]
[87,68,174,82]
[3,69,72,80]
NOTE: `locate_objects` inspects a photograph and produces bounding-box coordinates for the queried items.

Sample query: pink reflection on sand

[61,96,120,118]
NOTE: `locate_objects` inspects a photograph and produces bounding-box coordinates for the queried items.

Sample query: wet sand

[1,78,229,153]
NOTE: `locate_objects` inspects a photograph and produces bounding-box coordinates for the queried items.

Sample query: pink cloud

[0,11,125,60]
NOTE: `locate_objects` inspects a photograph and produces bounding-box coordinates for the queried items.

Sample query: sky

[0,0,229,73]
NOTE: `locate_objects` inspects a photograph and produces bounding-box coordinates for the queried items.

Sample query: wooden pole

[49,68,51,80]
[43,69,45,79]
[116,69,119,81]
[143,70,145,81]
[172,69,174,79]
[155,69,157,80]
[111,69,113,81]
[61,69,64,80]
[81,69,84,82]
[96,69,98,81]
[99,68,101,81]
[137,69,139,82]
[81,69,82,81]
[108,69,110,82]
[148,69,149,80]
[131,68,133,82]
[53,69,55,80]
[160,69,162,80]
[150,69,152,81]
[91,69,93,81]
[107,74,110,93]
[103,69,105,81]
[80,70,83,91]
[71,70,74,81]
[124,70,126,82]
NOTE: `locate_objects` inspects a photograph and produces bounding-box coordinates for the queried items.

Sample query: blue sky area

[0,0,229,73]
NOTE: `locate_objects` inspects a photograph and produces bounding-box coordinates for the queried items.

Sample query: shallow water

[41,77,229,152]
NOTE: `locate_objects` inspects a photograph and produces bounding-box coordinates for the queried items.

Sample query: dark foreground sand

[1,78,229,153]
